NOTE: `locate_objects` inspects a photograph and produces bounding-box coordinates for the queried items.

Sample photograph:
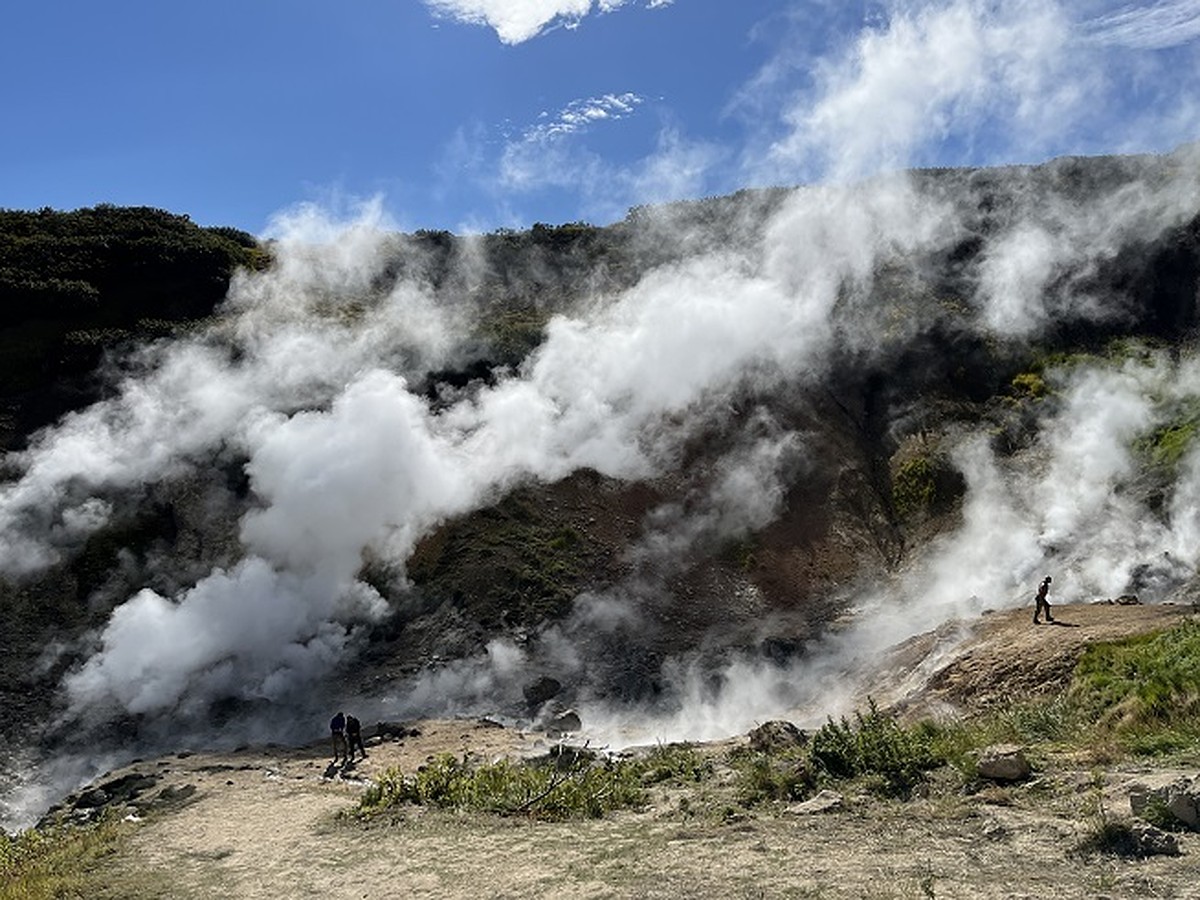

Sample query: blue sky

[2,0,1200,235]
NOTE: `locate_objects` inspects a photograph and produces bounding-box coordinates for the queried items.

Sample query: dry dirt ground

[61,604,1200,899]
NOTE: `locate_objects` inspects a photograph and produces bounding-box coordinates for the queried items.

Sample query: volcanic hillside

[3,147,1200,826]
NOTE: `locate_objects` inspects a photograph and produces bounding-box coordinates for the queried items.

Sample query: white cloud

[422,0,667,44]
[525,93,645,143]
[1085,0,1200,49]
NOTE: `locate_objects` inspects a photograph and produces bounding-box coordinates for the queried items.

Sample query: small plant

[1074,778,1142,858]
[1010,371,1047,399]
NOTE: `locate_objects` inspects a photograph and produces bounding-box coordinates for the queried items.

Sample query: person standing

[1033,576,1054,624]
[330,711,348,762]
[346,714,366,760]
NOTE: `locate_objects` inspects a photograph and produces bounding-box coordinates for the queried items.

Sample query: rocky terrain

[28,603,1199,899]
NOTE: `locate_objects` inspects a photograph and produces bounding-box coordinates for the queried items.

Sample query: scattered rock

[545,709,582,736]
[375,721,422,741]
[1130,775,1200,830]
[73,787,110,810]
[73,772,160,811]
[786,790,844,815]
[981,819,1009,840]
[747,720,807,753]
[1130,822,1181,857]
[522,675,562,707]
[976,744,1031,782]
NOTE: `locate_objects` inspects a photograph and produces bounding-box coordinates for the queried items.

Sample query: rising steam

[3,0,1200,830]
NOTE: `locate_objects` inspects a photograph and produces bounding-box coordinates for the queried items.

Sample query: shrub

[357,752,646,821]
[1010,371,1047,399]
[810,700,942,798]
[731,751,813,805]
[631,743,713,786]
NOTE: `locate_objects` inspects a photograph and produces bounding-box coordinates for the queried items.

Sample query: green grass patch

[1069,620,1200,747]
[1,812,132,899]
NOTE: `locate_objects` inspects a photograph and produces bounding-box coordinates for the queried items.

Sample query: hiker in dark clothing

[330,711,348,762]
[1033,576,1054,624]
[346,714,366,760]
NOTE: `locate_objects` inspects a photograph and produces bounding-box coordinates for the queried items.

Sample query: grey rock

[977,744,1032,782]
[546,709,582,736]
[786,789,844,815]
[522,675,562,707]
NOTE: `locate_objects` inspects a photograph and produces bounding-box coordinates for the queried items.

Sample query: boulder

[747,720,808,753]
[1129,775,1200,830]
[976,744,1032,782]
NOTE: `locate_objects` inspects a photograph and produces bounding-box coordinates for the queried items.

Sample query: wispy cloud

[422,0,670,45]
[495,111,724,222]
[1085,0,1200,49]
[525,93,646,143]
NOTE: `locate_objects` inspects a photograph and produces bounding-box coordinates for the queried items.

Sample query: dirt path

[73,603,1200,899]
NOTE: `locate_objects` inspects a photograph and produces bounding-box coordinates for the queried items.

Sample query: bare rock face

[1129,775,1200,830]
[976,744,1031,782]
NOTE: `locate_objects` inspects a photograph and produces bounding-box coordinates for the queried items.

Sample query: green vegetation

[1009,371,1048,399]
[474,303,552,368]
[1134,399,1200,472]
[357,749,646,821]
[356,743,719,822]
[730,747,813,804]
[1068,619,1200,753]
[891,453,963,522]
[0,205,265,446]
[809,700,941,799]
[406,490,597,628]
[0,812,132,899]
